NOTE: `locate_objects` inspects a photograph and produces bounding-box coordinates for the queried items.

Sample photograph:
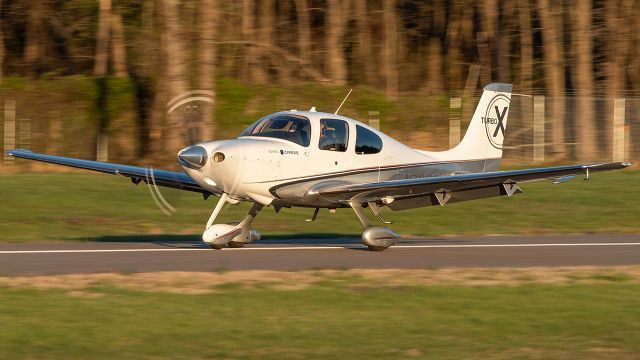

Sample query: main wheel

[227,241,245,248]
[209,244,225,250]
[367,245,389,251]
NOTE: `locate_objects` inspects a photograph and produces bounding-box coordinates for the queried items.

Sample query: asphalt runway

[1,234,639,275]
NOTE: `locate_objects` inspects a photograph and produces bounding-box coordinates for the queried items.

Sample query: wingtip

[6,148,32,156]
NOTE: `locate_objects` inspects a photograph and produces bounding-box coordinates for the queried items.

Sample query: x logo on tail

[492,106,508,137]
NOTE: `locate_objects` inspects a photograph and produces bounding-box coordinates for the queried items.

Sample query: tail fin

[427,83,512,171]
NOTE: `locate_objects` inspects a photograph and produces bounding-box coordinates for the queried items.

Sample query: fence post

[19,118,31,150]
[612,98,626,162]
[96,133,109,162]
[368,111,380,130]
[449,97,461,148]
[533,95,545,163]
[3,99,16,163]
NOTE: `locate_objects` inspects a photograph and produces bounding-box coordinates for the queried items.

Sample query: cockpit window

[239,114,311,147]
[319,119,348,152]
[355,125,383,154]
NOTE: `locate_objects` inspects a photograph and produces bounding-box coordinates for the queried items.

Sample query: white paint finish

[2,242,640,254]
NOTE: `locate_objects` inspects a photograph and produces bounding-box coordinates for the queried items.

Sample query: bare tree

[198,0,217,141]
[497,1,513,83]
[94,0,111,76]
[538,0,566,160]
[572,0,597,160]
[24,0,45,77]
[326,0,347,85]
[479,0,497,84]
[354,0,373,85]
[110,3,128,77]
[604,0,632,156]
[446,2,463,92]
[256,0,274,84]
[294,0,311,73]
[0,0,4,84]
[517,0,533,91]
[423,2,444,93]
[161,0,189,155]
[382,0,399,100]
[241,0,257,82]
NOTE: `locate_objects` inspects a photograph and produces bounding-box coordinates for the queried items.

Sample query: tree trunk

[572,0,597,160]
[255,0,274,84]
[538,0,566,160]
[162,0,190,155]
[241,0,256,82]
[94,0,111,76]
[110,8,128,77]
[426,38,443,93]
[479,0,497,83]
[0,0,4,84]
[446,2,463,92]
[382,0,398,100]
[604,0,632,158]
[294,0,311,72]
[518,0,533,92]
[497,1,513,83]
[326,0,347,85]
[24,0,45,77]
[198,0,217,142]
[354,0,373,84]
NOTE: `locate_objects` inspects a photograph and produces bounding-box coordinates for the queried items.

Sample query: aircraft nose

[177,145,208,170]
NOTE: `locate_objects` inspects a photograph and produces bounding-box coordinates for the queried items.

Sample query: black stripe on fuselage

[268,157,500,201]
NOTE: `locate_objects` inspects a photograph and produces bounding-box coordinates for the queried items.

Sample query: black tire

[367,245,388,251]
[227,241,245,248]
[210,244,225,250]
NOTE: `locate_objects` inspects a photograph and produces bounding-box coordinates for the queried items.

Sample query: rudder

[430,83,513,171]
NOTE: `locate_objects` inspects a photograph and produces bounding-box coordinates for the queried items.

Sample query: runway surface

[1,234,639,275]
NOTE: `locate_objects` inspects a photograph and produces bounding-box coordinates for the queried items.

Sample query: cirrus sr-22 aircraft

[8,83,631,251]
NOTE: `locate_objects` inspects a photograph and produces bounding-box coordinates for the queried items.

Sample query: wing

[318,162,631,210]
[7,149,219,196]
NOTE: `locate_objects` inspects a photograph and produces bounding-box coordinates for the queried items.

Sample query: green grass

[0,283,639,359]
[0,170,638,242]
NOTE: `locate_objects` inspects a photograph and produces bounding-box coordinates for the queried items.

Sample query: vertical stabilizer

[425,83,512,171]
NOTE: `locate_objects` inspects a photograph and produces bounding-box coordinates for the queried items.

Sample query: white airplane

[8,83,630,250]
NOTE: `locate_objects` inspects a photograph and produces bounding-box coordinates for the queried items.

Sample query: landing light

[213,152,225,163]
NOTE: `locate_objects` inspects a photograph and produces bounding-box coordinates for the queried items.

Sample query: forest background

[1,0,639,169]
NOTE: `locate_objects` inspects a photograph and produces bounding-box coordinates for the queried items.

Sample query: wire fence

[449,94,639,165]
[1,91,639,169]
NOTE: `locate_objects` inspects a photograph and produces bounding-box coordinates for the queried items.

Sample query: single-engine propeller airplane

[8,83,631,250]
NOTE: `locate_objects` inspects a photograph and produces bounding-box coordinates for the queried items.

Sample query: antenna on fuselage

[334,88,353,115]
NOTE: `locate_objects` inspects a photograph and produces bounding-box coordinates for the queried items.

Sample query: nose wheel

[202,194,263,249]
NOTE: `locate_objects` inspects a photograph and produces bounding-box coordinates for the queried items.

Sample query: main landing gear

[202,193,263,249]
[349,201,401,251]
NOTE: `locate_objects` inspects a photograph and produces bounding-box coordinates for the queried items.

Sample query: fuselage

[178,110,494,208]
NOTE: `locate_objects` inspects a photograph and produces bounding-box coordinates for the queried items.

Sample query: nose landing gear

[202,193,263,249]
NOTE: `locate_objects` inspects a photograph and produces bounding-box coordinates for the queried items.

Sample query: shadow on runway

[75,233,469,249]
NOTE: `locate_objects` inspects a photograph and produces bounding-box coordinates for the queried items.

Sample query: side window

[355,125,383,154]
[319,119,349,152]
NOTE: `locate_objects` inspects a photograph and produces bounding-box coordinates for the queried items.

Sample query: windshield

[239,114,311,147]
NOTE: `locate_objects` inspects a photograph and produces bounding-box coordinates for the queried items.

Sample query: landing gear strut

[349,201,400,251]
[202,193,263,249]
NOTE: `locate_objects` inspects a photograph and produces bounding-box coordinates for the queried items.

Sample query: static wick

[511,92,534,98]
[335,88,353,115]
